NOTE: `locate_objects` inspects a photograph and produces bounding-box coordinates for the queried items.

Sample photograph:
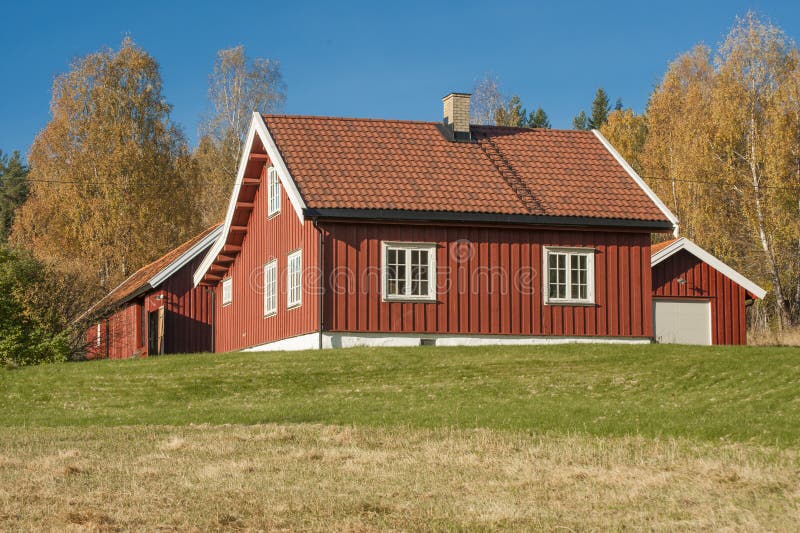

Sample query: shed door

[653,298,712,345]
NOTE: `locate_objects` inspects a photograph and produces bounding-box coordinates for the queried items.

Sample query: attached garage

[651,238,766,345]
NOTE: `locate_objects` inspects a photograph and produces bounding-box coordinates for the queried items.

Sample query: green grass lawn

[2,343,799,446]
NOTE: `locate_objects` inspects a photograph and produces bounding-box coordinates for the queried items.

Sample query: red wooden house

[189,92,760,350]
[85,224,221,358]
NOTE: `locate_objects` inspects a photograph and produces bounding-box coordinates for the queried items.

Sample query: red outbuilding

[188,93,762,350]
[84,224,221,358]
[651,237,766,345]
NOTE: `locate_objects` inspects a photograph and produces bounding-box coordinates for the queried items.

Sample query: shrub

[0,247,72,367]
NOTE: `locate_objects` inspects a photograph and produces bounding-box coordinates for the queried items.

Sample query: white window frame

[381,242,437,302]
[263,259,277,317]
[96,322,101,347]
[287,250,302,309]
[267,166,281,218]
[543,246,595,305]
[222,277,233,306]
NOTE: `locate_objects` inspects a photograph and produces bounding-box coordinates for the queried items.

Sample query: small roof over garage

[651,237,766,300]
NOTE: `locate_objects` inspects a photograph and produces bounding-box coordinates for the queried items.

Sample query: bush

[0,247,72,367]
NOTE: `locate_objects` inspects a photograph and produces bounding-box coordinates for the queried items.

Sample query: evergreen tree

[0,150,29,242]
[589,87,611,129]
[527,108,551,128]
[494,95,527,127]
[572,110,589,130]
[614,97,624,111]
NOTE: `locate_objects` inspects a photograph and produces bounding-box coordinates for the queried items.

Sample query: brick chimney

[442,92,471,142]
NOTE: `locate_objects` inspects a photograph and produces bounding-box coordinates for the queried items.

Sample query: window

[543,247,595,304]
[263,259,277,316]
[382,242,437,301]
[267,166,281,217]
[287,250,302,308]
[96,323,101,347]
[222,278,233,306]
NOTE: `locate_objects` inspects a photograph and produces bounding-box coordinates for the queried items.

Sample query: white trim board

[148,225,223,287]
[592,129,679,234]
[651,237,766,299]
[192,113,308,287]
[239,332,651,352]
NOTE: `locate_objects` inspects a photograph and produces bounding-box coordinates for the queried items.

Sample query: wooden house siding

[85,250,213,359]
[213,163,320,352]
[320,221,653,338]
[652,249,748,345]
[158,253,214,354]
[86,302,142,359]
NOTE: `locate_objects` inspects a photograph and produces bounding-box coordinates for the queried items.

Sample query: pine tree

[614,97,624,111]
[589,87,611,129]
[0,150,29,242]
[527,108,551,128]
[572,110,589,130]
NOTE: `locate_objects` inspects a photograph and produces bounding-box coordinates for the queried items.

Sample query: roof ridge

[262,114,441,126]
[262,114,595,135]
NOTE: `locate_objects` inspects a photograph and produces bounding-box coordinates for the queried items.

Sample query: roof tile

[262,116,669,222]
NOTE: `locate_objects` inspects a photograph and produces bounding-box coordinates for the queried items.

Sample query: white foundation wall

[240,331,651,351]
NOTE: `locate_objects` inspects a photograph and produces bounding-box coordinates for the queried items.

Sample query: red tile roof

[86,224,222,316]
[651,238,679,254]
[263,115,670,222]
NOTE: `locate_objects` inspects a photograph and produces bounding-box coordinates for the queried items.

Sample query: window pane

[287,253,301,307]
[548,252,567,300]
[386,247,406,296]
[410,249,428,295]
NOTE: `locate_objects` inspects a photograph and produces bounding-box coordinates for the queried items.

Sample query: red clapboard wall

[320,221,653,338]
[86,252,213,358]
[86,302,143,359]
[213,163,320,352]
[652,249,748,345]
[159,252,214,354]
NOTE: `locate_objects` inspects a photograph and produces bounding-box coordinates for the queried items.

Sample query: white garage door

[653,298,712,345]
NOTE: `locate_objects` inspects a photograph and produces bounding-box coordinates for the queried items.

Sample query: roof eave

[303,208,674,231]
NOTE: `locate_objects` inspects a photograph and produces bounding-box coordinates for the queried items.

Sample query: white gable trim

[254,114,306,221]
[592,129,679,235]
[192,113,307,287]
[651,237,767,299]
[149,225,223,287]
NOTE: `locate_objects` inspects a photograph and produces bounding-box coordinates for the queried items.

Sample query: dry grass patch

[0,424,798,531]
[750,326,800,347]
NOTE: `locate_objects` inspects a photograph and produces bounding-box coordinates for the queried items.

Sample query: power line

[641,175,800,192]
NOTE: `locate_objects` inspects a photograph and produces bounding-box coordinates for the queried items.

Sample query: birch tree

[471,74,505,125]
[12,37,199,293]
[642,13,800,327]
[195,46,286,226]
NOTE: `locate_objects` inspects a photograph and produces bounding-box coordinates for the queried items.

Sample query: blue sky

[1,0,797,157]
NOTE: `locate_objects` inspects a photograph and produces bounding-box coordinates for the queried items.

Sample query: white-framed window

[96,322,101,347]
[263,259,277,316]
[222,277,233,306]
[543,246,595,304]
[267,166,281,217]
[381,242,437,301]
[287,250,302,308]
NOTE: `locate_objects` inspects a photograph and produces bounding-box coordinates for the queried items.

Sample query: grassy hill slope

[2,343,799,445]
